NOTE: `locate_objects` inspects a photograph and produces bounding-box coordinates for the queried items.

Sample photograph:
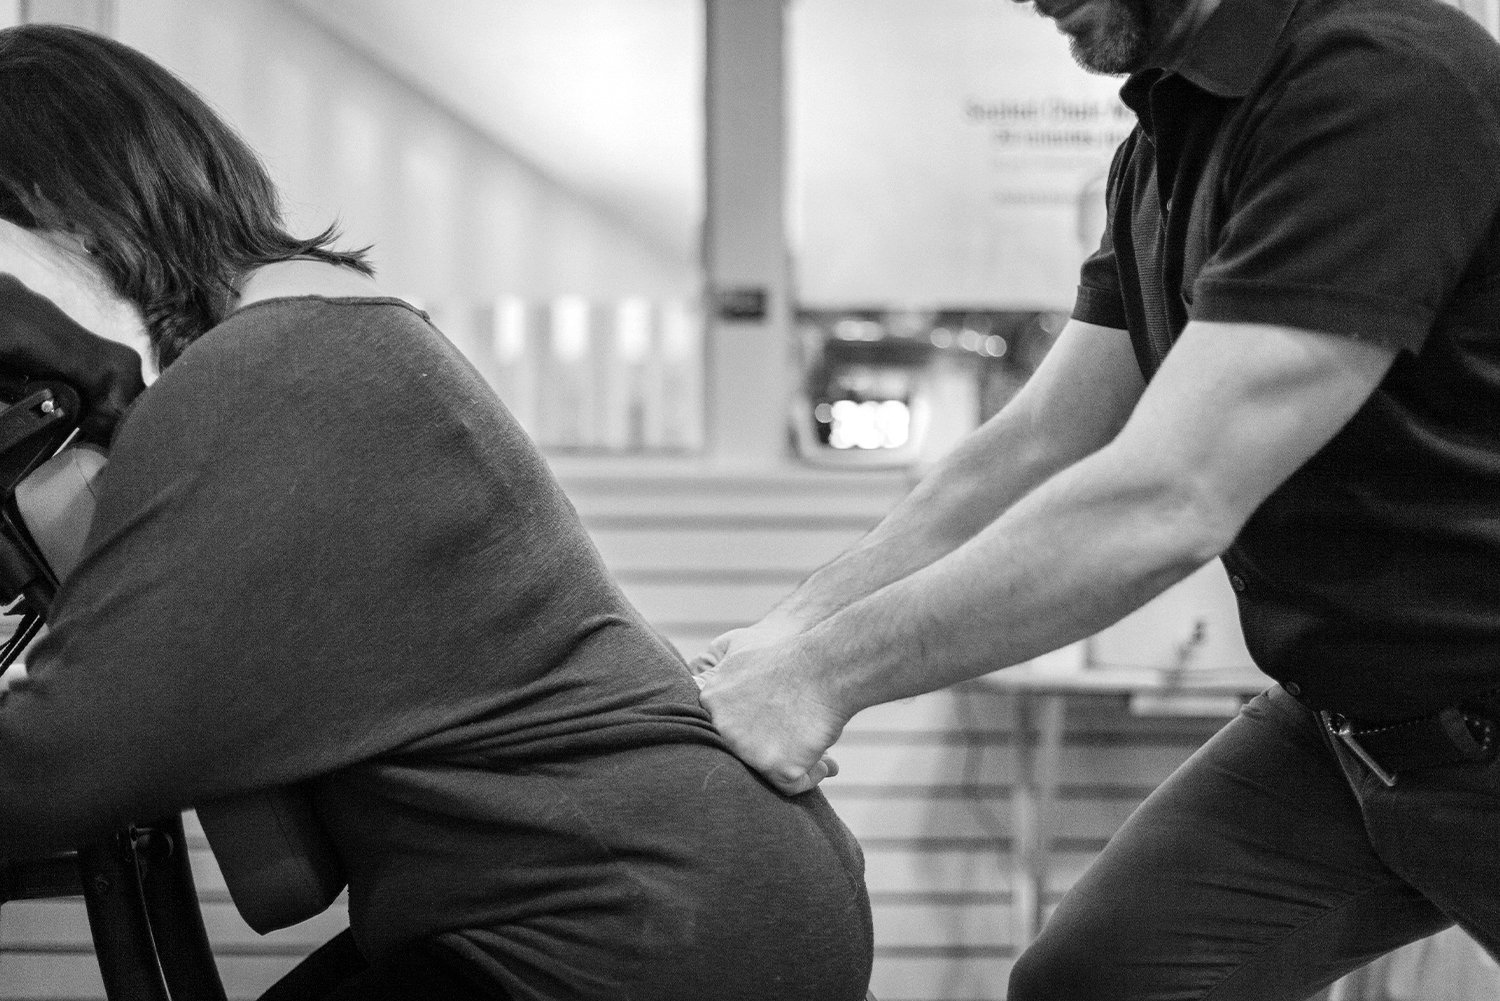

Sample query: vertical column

[703,0,792,467]
[19,0,112,32]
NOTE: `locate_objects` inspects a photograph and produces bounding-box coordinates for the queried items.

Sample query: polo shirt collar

[1119,0,1301,113]
[1164,0,1301,97]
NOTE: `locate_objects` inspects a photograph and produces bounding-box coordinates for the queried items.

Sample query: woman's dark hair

[0,24,373,368]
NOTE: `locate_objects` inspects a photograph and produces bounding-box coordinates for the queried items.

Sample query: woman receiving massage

[0,23,873,1001]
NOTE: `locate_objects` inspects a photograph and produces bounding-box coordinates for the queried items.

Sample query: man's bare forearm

[769,412,1058,628]
[797,319,1401,715]
[769,321,1146,632]
[802,441,1227,713]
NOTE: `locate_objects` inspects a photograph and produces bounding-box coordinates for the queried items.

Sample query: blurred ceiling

[288,0,704,260]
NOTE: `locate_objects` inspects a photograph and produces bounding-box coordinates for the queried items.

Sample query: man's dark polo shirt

[1073,0,1500,718]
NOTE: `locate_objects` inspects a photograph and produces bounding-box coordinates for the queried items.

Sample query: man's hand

[688,611,799,678]
[694,631,851,797]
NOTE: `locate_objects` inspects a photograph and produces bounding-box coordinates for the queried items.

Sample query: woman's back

[26,294,871,999]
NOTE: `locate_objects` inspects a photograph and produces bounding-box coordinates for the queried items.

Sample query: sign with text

[790,0,1131,309]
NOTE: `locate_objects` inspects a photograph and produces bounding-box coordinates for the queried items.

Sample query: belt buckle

[1324,712,1398,787]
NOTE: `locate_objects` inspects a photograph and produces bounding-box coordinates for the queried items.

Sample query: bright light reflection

[827,399,911,450]
[616,297,652,363]
[660,300,700,361]
[493,296,528,362]
[552,296,590,363]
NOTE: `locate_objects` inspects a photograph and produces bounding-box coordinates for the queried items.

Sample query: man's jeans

[1008,684,1500,1001]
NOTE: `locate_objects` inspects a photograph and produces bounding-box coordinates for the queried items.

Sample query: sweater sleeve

[0,297,702,862]
[0,303,515,857]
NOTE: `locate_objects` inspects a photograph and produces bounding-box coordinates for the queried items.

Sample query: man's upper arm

[1108,319,1399,545]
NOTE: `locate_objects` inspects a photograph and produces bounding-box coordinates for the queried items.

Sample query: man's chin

[1068,30,1148,74]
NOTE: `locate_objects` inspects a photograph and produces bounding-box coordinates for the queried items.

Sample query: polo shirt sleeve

[1072,138,1132,331]
[1191,27,1500,353]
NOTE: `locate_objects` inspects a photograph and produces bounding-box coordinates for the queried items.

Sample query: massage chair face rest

[0,219,148,661]
[0,221,346,932]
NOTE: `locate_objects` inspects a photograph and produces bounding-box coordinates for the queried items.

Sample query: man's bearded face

[1032,0,1195,75]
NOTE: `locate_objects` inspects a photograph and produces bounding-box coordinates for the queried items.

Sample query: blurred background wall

[120,0,701,304]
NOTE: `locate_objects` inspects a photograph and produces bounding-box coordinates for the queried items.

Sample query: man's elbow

[1153,473,1247,573]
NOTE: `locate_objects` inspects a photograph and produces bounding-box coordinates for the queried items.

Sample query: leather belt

[1320,695,1499,787]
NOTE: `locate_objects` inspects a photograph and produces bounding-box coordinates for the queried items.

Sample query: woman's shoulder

[220,260,433,352]
[178,256,441,386]
[225,260,427,344]
[120,277,447,468]
[219,293,433,362]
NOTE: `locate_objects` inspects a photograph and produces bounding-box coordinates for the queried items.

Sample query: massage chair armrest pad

[196,786,347,934]
[13,444,108,581]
